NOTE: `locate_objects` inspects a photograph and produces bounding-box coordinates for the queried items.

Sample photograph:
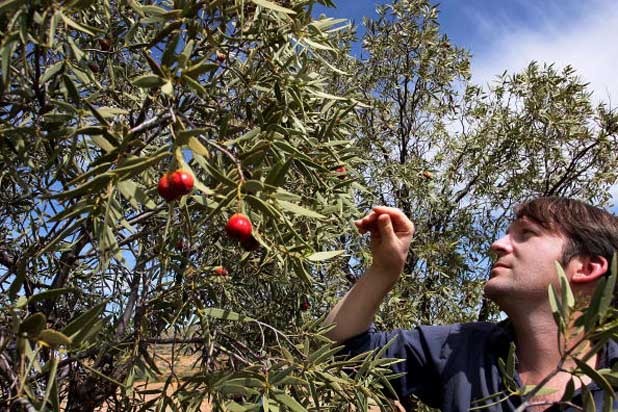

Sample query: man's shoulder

[417,320,505,339]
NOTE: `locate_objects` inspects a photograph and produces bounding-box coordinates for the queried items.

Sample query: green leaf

[251,0,296,15]
[72,318,105,346]
[38,329,72,347]
[271,390,306,412]
[67,36,85,61]
[264,158,292,186]
[522,385,558,396]
[306,250,344,262]
[300,38,335,52]
[132,74,167,88]
[96,107,129,118]
[188,136,209,157]
[19,313,47,336]
[598,252,617,322]
[62,301,107,338]
[113,150,170,178]
[201,308,254,322]
[60,12,95,36]
[28,288,79,305]
[41,356,59,410]
[117,180,157,209]
[51,172,113,200]
[183,60,219,78]
[277,200,326,219]
[555,261,574,310]
[547,284,564,330]
[0,0,27,15]
[573,358,615,397]
[1,38,16,85]
[41,61,64,83]
[182,73,206,95]
[307,88,346,101]
[561,378,575,402]
[161,80,173,96]
[91,135,115,152]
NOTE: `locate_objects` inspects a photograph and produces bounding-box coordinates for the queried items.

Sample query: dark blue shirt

[342,321,618,411]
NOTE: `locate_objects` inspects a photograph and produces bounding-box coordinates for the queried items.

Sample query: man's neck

[507,306,595,381]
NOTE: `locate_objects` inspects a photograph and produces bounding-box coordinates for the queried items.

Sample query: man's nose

[490,234,512,256]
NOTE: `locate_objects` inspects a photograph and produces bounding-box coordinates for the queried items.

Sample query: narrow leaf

[38,329,72,347]
[251,0,296,14]
[306,250,344,262]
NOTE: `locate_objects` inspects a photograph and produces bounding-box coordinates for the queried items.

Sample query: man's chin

[483,281,506,303]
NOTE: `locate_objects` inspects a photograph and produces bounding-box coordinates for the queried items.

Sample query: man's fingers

[377,213,396,242]
[356,207,414,238]
[354,211,378,233]
[371,206,415,235]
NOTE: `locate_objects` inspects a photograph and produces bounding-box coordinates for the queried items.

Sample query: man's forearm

[324,264,400,343]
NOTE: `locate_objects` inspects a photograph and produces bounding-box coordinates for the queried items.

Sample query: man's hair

[515,197,618,272]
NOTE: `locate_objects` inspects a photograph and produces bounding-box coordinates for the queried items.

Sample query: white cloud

[467,0,618,207]
[470,0,618,105]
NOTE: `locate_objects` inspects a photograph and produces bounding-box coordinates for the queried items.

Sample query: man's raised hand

[354,206,415,276]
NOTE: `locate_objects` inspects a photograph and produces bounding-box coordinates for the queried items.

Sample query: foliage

[0,0,396,410]
[0,0,617,410]
[345,0,618,330]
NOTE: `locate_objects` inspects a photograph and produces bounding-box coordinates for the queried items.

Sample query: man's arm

[324,207,415,343]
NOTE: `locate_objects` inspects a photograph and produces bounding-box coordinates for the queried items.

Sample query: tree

[0,0,398,410]
[1,0,617,410]
[345,0,618,326]
[324,0,618,409]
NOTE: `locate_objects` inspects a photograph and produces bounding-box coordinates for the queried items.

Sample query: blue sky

[313,0,618,208]
[314,0,618,103]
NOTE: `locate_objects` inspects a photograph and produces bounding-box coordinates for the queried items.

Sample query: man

[325,197,618,411]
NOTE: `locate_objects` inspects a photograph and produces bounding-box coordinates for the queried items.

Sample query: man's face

[484,217,569,310]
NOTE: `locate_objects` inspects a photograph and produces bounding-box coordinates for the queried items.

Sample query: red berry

[225,213,253,241]
[157,170,194,202]
[213,266,228,276]
[175,240,188,251]
[216,51,226,62]
[169,169,194,196]
[157,173,177,201]
[98,38,112,51]
[300,299,310,311]
[335,165,346,179]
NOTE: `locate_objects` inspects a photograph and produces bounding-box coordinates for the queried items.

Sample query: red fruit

[300,299,310,311]
[98,38,112,51]
[157,173,177,201]
[335,165,346,179]
[213,266,228,276]
[225,213,253,241]
[216,51,226,62]
[157,170,194,202]
[169,169,194,196]
[175,240,188,252]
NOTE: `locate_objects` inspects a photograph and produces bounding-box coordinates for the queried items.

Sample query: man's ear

[570,255,608,284]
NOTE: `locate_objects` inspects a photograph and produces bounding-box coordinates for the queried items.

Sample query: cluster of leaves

[1,0,617,410]
[339,0,618,330]
[0,0,398,410]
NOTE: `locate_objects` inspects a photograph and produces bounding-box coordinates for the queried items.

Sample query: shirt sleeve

[341,324,452,407]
